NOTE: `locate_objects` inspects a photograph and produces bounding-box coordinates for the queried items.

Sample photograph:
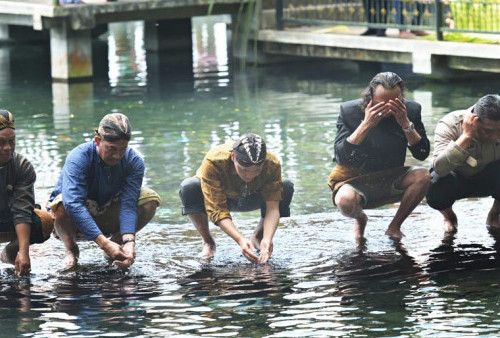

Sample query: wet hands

[238,237,259,263]
[387,98,410,128]
[118,241,136,268]
[258,238,273,264]
[100,239,135,268]
[363,100,389,128]
[238,237,274,264]
[364,98,409,128]
[15,251,30,276]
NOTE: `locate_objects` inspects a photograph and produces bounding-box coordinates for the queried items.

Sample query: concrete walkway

[0,0,244,80]
[258,26,500,75]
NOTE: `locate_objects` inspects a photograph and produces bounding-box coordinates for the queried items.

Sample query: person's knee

[139,200,159,219]
[282,179,294,202]
[51,202,69,221]
[413,168,431,188]
[179,177,202,201]
[426,184,452,210]
[335,191,361,216]
[426,171,457,210]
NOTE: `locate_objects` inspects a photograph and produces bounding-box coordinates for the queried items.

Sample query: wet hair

[0,109,15,131]
[95,113,131,142]
[231,133,267,167]
[360,72,406,110]
[474,94,500,121]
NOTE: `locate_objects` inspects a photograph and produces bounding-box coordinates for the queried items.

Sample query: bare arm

[258,200,280,263]
[218,218,259,263]
[14,222,31,276]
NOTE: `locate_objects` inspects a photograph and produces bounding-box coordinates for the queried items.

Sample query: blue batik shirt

[49,141,145,240]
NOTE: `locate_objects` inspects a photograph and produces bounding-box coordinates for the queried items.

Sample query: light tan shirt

[196,143,283,224]
[433,107,500,177]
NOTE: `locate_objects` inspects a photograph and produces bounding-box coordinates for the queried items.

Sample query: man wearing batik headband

[179,133,294,263]
[48,113,160,267]
[0,109,54,276]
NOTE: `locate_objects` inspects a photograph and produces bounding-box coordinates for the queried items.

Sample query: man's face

[232,154,263,183]
[0,128,15,165]
[372,85,403,116]
[95,136,129,166]
[476,118,500,144]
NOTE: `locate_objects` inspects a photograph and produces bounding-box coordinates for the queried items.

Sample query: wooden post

[50,20,93,81]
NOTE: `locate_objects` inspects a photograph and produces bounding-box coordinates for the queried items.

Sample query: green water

[1,18,500,336]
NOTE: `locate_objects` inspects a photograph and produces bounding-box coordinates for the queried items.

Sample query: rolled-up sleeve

[199,160,231,224]
[119,155,144,235]
[62,160,102,240]
[12,158,35,226]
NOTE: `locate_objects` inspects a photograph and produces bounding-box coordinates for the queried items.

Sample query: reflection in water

[266,242,423,335]
[2,16,500,337]
[192,15,230,92]
[406,234,500,335]
[108,21,148,95]
[0,46,10,90]
[52,82,94,130]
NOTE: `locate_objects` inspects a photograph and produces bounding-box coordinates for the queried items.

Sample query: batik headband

[232,133,266,166]
[0,110,15,131]
[95,113,131,141]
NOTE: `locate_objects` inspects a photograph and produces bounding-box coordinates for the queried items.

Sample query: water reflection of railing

[276,0,500,39]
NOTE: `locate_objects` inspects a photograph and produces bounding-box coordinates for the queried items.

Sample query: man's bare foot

[385,227,404,239]
[355,237,367,252]
[200,242,215,259]
[352,212,367,238]
[443,217,458,233]
[62,249,79,266]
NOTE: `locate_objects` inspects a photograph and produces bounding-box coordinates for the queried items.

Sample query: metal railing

[275,0,500,40]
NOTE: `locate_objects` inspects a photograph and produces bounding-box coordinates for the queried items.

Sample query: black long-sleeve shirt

[333,99,430,173]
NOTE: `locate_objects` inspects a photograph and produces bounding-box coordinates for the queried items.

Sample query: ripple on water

[2,204,500,336]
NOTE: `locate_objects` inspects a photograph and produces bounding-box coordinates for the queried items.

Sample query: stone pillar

[144,21,160,52]
[0,24,9,41]
[50,20,93,81]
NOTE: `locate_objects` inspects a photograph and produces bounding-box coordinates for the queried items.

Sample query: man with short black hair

[49,113,160,267]
[179,133,294,263]
[0,109,54,276]
[427,94,500,233]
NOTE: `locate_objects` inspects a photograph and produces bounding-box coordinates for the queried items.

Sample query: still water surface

[1,18,500,336]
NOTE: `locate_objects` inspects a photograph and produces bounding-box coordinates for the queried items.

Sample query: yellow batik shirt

[196,143,283,224]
